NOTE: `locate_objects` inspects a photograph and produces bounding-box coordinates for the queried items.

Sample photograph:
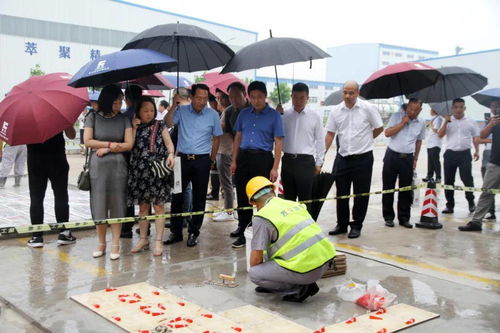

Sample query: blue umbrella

[163,75,192,88]
[68,49,177,88]
[472,88,500,108]
[88,90,100,101]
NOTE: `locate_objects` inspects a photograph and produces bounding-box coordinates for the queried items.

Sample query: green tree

[30,64,45,76]
[243,77,253,85]
[194,73,206,83]
[269,82,291,106]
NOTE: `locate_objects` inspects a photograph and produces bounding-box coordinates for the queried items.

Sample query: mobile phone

[484,113,491,121]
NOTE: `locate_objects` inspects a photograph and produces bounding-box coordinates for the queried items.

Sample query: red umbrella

[0,72,89,145]
[142,90,165,97]
[202,72,246,95]
[360,62,441,99]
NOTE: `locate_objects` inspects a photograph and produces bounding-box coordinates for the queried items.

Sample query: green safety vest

[255,197,336,273]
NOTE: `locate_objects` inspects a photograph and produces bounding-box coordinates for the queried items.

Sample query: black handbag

[149,121,173,180]
[77,147,91,191]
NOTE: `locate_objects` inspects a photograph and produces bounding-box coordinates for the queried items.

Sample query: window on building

[395,53,402,57]
[310,97,318,103]
[419,56,425,60]
[382,61,390,66]
[309,84,318,89]
[325,86,334,90]
[382,51,390,56]
[407,54,414,59]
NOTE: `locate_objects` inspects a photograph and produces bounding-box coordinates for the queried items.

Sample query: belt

[387,148,413,158]
[177,153,209,160]
[240,149,271,155]
[283,153,313,159]
[340,151,372,159]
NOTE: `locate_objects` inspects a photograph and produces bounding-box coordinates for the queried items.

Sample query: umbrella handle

[274,65,281,105]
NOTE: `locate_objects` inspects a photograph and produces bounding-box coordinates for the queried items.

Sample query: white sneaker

[213,211,223,217]
[213,212,235,222]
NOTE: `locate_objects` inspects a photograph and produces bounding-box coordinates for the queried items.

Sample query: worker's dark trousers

[443,149,474,208]
[334,151,373,230]
[281,154,315,214]
[234,150,273,234]
[382,149,413,223]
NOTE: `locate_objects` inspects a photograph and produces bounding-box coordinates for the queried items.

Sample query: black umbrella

[429,101,454,116]
[122,23,234,88]
[310,172,336,221]
[472,88,500,108]
[408,66,487,103]
[324,90,343,106]
[221,31,330,104]
[360,62,441,99]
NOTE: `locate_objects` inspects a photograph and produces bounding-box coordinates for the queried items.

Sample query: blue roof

[111,0,258,35]
[256,76,343,88]
[418,48,500,62]
[378,43,438,55]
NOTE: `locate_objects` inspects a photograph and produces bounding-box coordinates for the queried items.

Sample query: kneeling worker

[247,176,336,302]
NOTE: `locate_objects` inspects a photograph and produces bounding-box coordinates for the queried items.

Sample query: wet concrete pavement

[0,147,499,332]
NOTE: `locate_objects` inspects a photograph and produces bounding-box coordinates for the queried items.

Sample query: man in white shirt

[279,83,325,215]
[382,99,426,228]
[156,100,169,121]
[325,81,384,238]
[423,109,443,182]
[438,98,480,214]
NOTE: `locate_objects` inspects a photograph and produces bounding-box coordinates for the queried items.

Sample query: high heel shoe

[130,237,150,253]
[110,244,120,260]
[153,239,163,256]
[93,243,106,258]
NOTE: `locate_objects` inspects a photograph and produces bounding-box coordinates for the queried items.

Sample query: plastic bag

[355,280,397,310]
[336,280,366,302]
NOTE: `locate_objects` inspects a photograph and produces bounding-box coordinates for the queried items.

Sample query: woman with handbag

[83,84,133,260]
[128,96,175,256]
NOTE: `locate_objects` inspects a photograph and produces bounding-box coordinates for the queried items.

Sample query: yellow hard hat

[246,176,276,204]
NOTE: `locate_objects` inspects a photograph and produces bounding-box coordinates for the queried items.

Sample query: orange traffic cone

[416,180,443,229]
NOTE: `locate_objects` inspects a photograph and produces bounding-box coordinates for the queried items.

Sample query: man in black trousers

[325,81,383,238]
[382,99,425,228]
[438,98,480,214]
[230,81,284,248]
[278,83,325,214]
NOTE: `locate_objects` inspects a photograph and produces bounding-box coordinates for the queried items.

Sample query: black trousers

[281,154,315,213]
[426,147,441,180]
[28,153,69,238]
[444,149,474,208]
[170,155,211,237]
[334,151,374,230]
[382,149,413,223]
[235,151,274,233]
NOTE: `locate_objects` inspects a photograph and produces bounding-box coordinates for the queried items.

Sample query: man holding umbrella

[382,98,426,228]
[325,81,383,239]
[164,84,222,247]
[459,107,500,231]
[438,98,480,214]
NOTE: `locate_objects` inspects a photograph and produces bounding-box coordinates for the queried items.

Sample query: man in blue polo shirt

[164,83,223,247]
[230,81,285,248]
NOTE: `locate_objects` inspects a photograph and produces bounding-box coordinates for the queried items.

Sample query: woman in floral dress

[128,96,175,256]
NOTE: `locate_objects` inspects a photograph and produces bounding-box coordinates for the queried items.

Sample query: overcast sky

[131,0,500,81]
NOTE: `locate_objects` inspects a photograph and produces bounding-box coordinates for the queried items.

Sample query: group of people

[5,79,497,260]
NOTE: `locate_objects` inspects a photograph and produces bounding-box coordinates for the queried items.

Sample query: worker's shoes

[458,222,482,232]
[384,220,395,227]
[164,233,183,245]
[328,226,347,236]
[347,228,361,239]
[282,283,319,303]
[230,227,243,238]
[399,221,413,229]
[255,286,272,294]
[186,233,198,247]
[231,235,246,248]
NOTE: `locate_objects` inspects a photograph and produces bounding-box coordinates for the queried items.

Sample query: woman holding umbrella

[84,85,133,260]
